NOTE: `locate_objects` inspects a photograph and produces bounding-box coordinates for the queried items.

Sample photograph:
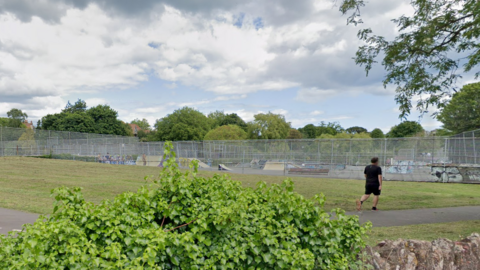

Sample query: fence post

[242,142,245,175]
[284,141,287,176]
[330,140,334,168]
[317,140,320,165]
[383,138,387,166]
[431,137,435,164]
[473,133,477,164]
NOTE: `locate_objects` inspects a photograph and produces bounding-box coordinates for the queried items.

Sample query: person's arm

[378,167,383,190]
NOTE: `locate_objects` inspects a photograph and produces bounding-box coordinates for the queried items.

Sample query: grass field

[367,220,480,246]
[1,157,480,245]
[2,157,480,214]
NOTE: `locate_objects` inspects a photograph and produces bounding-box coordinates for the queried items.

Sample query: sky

[0,0,471,132]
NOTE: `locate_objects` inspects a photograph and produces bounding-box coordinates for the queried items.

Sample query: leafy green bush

[0,142,370,269]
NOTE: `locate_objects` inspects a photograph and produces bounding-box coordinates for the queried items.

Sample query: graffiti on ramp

[218,164,232,171]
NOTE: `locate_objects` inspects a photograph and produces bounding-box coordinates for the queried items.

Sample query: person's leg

[360,194,370,202]
[372,195,379,207]
[372,188,381,210]
[356,193,370,211]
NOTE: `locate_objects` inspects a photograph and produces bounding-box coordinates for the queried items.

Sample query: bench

[288,168,330,175]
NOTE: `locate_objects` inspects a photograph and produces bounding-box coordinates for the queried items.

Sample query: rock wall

[365,233,480,270]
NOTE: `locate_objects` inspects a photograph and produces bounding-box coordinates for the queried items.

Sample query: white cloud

[0,0,415,106]
[290,117,321,128]
[228,109,258,122]
[295,88,338,103]
[85,98,107,107]
[0,0,435,128]
[123,94,248,126]
[326,115,352,121]
[271,109,288,116]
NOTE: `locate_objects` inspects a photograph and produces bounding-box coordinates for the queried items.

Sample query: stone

[365,233,480,270]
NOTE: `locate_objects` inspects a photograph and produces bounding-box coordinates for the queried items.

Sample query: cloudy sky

[0,0,464,132]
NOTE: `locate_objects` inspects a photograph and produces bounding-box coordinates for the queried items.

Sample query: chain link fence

[0,126,138,162]
[449,129,480,164]
[1,126,480,182]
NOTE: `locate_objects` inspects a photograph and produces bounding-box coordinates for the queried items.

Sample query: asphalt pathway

[348,206,480,227]
[0,208,39,235]
[1,206,480,235]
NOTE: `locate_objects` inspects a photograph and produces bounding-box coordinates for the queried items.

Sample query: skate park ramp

[136,156,163,166]
[263,162,285,171]
[188,158,211,168]
[219,164,232,171]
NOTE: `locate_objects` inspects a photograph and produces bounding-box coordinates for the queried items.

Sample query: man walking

[356,157,383,211]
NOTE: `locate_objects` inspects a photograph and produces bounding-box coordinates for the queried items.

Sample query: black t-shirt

[364,165,382,186]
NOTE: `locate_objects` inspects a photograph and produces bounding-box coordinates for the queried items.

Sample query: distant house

[23,120,34,130]
[129,123,141,137]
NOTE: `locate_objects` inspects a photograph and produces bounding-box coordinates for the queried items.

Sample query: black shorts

[365,185,381,196]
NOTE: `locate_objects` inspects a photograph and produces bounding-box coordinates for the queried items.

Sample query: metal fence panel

[2,126,480,182]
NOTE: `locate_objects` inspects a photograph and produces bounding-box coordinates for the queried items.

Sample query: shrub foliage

[0,142,369,269]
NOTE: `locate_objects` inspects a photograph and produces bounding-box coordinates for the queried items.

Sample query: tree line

[0,102,425,141]
[2,81,478,141]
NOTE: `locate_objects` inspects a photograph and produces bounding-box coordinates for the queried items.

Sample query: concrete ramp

[218,164,232,171]
[136,156,163,166]
[263,162,285,171]
[188,158,211,168]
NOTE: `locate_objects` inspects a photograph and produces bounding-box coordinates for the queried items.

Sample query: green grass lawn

[367,221,480,246]
[1,157,480,245]
[2,157,480,214]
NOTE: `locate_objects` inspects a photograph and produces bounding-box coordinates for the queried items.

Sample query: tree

[39,102,130,136]
[207,110,227,129]
[220,113,248,131]
[286,129,303,139]
[352,133,371,139]
[248,112,291,139]
[7,108,28,122]
[370,128,385,138]
[204,125,247,140]
[316,121,344,136]
[318,133,335,139]
[346,126,368,134]
[208,111,247,131]
[155,107,211,141]
[339,0,480,118]
[299,122,344,138]
[86,105,130,136]
[138,130,158,142]
[63,99,87,114]
[17,129,36,155]
[387,121,425,138]
[334,132,351,139]
[0,118,9,127]
[298,124,317,139]
[437,82,480,134]
[7,108,28,128]
[54,113,96,133]
[434,128,455,136]
[131,118,151,131]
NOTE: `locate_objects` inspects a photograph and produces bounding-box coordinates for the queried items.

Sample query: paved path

[1,206,480,235]
[0,208,39,235]
[348,206,480,227]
